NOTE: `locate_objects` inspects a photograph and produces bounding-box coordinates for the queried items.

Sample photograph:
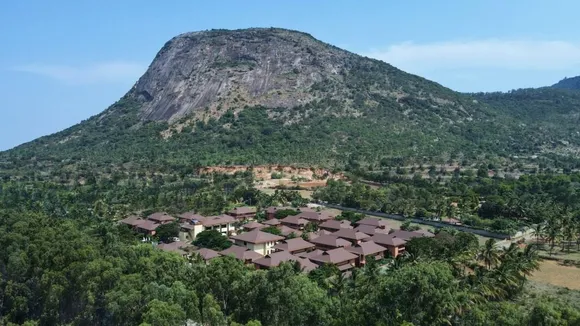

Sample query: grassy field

[530,260,580,290]
[257,188,314,199]
[531,243,580,261]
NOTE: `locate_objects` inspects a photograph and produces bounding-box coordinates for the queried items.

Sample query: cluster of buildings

[119,206,434,274]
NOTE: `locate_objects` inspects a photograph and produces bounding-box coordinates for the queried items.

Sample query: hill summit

[130,28,477,124]
[134,28,351,122]
[3,28,580,178]
[552,76,580,90]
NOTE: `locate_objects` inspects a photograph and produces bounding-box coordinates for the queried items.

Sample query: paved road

[496,228,535,249]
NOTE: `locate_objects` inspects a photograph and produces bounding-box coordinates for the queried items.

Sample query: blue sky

[2,0,580,151]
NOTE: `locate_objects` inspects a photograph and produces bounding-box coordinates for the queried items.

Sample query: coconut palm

[466,267,505,302]
[518,245,540,277]
[544,221,561,256]
[561,214,576,252]
[501,243,519,261]
[531,224,545,244]
[479,239,500,270]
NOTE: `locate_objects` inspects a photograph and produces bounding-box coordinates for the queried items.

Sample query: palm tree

[531,224,545,244]
[545,221,561,256]
[479,239,500,270]
[518,245,540,277]
[501,243,519,261]
[501,244,540,294]
[561,215,575,252]
[467,266,505,302]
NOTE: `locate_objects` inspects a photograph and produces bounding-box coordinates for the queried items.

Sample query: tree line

[313,172,580,237]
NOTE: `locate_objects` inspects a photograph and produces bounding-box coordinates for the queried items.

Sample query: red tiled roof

[119,215,144,227]
[230,229,284,244]
[353,224,389,236]
[202,215,235,227]
[332,229,371,241]
[345,241,387,256]
[309,235,352,248]
[263,218,281,226]
[280,215,309,226]
[296,249,325,259]
[219,245,263,261]
[305,230,332,241]
[319,219,352,230]
[137,220,160,231]
[243,221,266,230]
[296,257,318,272]
[253,251,318,272]
[273,238,316,252]
[297,211,335,222]
[148,212,175,223]
[355,217,390,228]
[178,211,205,222]
[278,225,303,237]
[194,248,220,260]
[252,251,297,267]
[364,233,407,247]
[309,248,358,264]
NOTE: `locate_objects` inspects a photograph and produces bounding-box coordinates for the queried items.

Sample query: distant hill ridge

[552,76,580,90]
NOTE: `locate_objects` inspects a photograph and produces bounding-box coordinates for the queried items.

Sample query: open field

[530,260,580,290]
[531,243,580,261]
[258,188,314,199]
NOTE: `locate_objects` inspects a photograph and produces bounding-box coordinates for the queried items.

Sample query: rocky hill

[133,29,351,122]
[2,28,580,180]
[128,28,483,129]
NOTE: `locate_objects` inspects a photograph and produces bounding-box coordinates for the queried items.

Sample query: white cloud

[13,61,146,85]
[363,40,580,72]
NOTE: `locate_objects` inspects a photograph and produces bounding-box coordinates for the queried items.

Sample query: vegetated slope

[552,76,580,90]
[471,88,580,162]
[2,28,580,180]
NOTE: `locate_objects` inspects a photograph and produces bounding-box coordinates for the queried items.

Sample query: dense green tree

[261,226,282,236]
[274,209,298,219]
[141,299,186,326]
[156,222,180,242]
[193,230,233,250]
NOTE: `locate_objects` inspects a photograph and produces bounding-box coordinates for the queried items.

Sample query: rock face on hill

[130,28,480,125]
[133,29,352,122]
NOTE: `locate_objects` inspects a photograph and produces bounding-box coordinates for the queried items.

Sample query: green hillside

[2,29,580,182]
[552,76,580,90]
